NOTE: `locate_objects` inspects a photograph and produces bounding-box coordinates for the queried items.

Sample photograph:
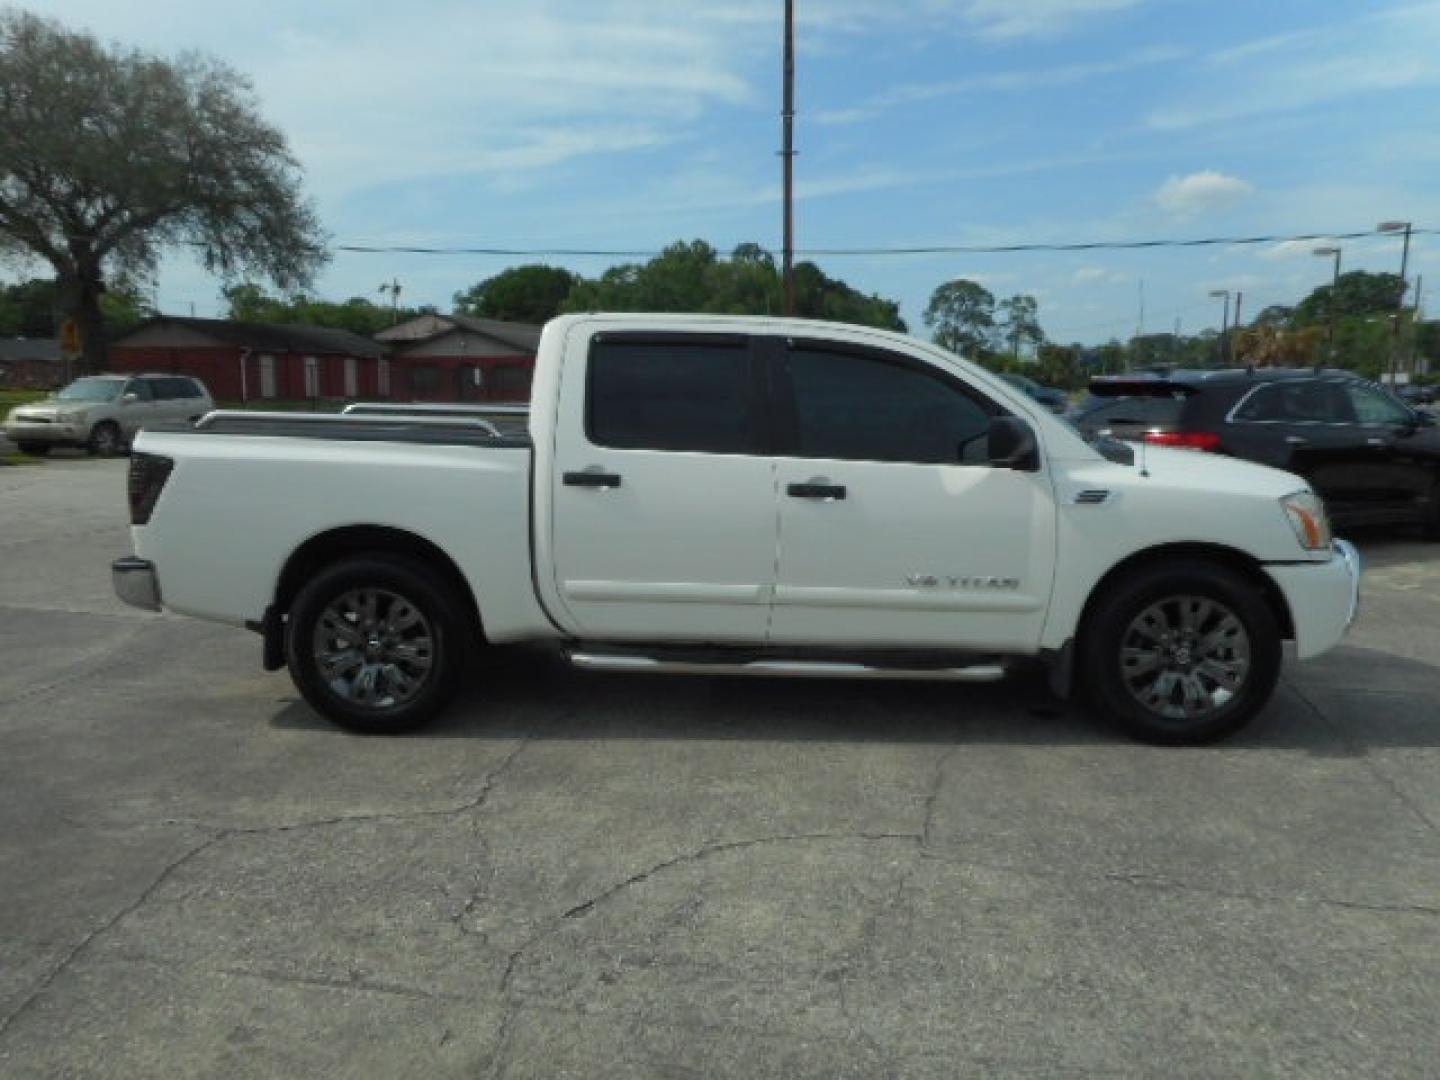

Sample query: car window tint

[125,379,153,401]
[1083,395,1183,426]
[147,378,176,399]
[1236,381,1350,423]
[588,339,757,454]
[1345,383,1413,425]
[784,347,993,465]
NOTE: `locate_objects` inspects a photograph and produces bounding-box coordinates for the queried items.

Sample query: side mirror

[988,415,1041,471]
[121,392,139,404]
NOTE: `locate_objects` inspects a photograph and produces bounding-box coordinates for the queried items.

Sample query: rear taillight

[1143,431,1221,452]
[127,453,174,525]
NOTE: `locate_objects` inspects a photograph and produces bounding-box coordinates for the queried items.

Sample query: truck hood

[1133,444,1305,498]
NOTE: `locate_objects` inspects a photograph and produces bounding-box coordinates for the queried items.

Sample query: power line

[320,227,1437,259]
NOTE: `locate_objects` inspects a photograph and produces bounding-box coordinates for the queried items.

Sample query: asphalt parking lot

[2,455,1438,1078]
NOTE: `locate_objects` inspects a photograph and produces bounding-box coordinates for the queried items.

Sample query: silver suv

[3,374,214,456]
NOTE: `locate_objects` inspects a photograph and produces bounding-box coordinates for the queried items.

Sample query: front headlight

[1281,490,1332,551]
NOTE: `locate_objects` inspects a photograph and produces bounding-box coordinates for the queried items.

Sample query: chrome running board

[566,652,1006,683]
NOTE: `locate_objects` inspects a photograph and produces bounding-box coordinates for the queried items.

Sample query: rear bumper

[112,556,162,612]
[1264,539,1361,660]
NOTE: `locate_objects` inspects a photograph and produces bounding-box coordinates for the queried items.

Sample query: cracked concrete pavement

[2,455,1439,1077]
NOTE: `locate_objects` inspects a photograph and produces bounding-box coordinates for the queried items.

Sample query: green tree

[1294,271,1406,327]
[1252,304,1295,329]
[998,294,1043,357]
[924,279,996,356]
[0,11,326,372]
[453,264,579,324]
[561,240,905,331]
[221,283,416,336]
[0,275,151,337]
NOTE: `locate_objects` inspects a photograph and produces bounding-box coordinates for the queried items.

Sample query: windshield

[56,377,125,402]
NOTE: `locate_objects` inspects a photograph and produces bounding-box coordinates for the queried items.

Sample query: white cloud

[817,47,1182,125]
[1148,4,1440,130]
[960,0,1147,39]
[1073,266,1129,284]
[1152,171,1254,218]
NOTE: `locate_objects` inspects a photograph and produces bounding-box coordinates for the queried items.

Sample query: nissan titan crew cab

[113,314,1361,744]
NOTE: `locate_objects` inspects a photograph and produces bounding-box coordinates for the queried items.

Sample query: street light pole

[1209,289,1231,366]
[1314,245,1342,364]
[1379,220,1412,387]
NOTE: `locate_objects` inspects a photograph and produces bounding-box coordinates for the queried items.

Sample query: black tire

[16,442,51,456]
[87,421,122,457]
[285,555,467,734]
[1077,560,1282,745]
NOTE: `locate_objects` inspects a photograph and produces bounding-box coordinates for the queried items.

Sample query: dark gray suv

[1070,368,1440,538]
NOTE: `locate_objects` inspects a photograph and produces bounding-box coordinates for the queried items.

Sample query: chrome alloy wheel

[1119,595,1251,722]
[311,588,435,708]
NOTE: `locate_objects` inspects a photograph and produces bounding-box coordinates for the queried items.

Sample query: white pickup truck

[113,314,1360,744]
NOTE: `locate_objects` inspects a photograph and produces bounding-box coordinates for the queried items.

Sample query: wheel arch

[267,525,486,667]
[1051,542,1295,699]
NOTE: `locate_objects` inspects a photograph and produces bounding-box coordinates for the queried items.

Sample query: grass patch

[0,388,50,412]
[0,452,45,466]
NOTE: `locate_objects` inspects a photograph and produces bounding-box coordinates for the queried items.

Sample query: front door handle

[1366,437,1387,447]
[787,480,847,500]
[563,469,622,489]
[1285,435,1308,446]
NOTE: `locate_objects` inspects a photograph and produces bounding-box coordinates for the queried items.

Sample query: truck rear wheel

[1078,560,1281,745]
[286,555,465,734]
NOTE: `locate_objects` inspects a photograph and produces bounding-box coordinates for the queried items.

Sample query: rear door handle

[563,470,622,489]
[787,480,846,500]
[1366,437,1387,447]
[1285,435,1308,446]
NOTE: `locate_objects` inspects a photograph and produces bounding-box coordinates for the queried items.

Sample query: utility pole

[1411,273,1425,376]
[379,278,402,324]
[1379,220,1412,387]
[781,0,797,317]
[1313,245,1342,364]
[1209,290,1231,366]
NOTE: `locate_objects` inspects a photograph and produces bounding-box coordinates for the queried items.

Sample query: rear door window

[587,336,760,455]
[1232,381,1352,424]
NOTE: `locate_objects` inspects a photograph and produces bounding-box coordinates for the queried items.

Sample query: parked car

[1073,368,1440,538]
[999,372,1070,414]
[1398,383,1436,407]
[3,374,213,456]
[114,314,1359,745]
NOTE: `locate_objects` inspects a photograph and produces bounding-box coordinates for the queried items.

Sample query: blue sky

[18,0,1440,343]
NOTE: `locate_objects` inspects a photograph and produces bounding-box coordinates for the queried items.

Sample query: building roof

[0,337,61,362]
[376,313,541,353]
[114,317,389,357]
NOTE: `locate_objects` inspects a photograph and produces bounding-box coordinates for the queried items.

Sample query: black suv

[1070,368,1440,538]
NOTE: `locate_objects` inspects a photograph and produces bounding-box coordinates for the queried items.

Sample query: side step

[566,652,1007,683]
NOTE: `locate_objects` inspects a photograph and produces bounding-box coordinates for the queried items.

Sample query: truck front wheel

[286,555,464,734]
[1077,561,1281,745]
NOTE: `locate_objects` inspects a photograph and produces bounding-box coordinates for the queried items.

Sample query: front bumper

[3,420,87,446]
[112,556,162,612]
[1264,539,1362,660]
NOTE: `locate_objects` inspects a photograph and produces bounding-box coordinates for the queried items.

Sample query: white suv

[4,374,214,456]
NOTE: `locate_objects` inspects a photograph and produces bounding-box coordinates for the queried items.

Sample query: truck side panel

[132,432,553,643]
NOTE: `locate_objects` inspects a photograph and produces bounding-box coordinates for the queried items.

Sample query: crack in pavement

[1285,678,1440,839]
[921,741,963,848]
[0,734,535,1045]
[485,831,922,1080]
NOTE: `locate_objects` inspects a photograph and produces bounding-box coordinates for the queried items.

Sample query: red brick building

[110,318,391,403]
[375,314,541,402]
[0,338,62,389]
